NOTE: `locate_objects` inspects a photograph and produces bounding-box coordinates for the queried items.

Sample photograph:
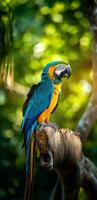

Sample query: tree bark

[36,123,97,200]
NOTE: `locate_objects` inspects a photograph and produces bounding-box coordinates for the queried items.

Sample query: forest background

[0,0,96,199]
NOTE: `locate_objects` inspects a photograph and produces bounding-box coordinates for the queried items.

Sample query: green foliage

[0,0,96,199]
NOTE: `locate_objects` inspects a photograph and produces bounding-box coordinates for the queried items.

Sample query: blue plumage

[22,79,54,146]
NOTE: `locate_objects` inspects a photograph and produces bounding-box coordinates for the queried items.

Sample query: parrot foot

[39,121,59,131]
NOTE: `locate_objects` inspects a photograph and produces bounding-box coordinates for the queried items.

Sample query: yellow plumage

[38,83,61,123]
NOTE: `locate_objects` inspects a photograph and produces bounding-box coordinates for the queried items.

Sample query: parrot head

[41,61,71,83]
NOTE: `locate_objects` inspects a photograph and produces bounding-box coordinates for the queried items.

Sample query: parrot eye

[56,64,64,71]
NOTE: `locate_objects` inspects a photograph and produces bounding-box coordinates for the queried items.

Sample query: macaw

[22,61,71,171]
[22,60,71,199]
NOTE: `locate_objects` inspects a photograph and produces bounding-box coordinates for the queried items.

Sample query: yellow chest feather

[38,84,61,123]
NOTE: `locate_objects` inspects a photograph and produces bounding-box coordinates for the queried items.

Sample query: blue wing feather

[22,81,53,137]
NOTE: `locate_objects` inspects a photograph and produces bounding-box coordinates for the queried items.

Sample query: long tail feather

[24,134,36,200]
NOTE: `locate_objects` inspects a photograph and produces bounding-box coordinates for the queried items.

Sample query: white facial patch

[55,64,70,76]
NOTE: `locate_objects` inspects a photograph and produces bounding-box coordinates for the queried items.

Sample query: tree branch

[37,123,81,200]
[36,122,97,200]
[80,156,97,199]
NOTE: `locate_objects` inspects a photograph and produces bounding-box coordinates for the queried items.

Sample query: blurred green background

[0,0,96,199]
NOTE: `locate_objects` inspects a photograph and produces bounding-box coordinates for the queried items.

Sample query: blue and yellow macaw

[22,61,71,172]
[22,60,71,199]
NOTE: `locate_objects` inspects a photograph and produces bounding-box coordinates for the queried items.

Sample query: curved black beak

[54,64,71,80]
[60,66,71,79]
